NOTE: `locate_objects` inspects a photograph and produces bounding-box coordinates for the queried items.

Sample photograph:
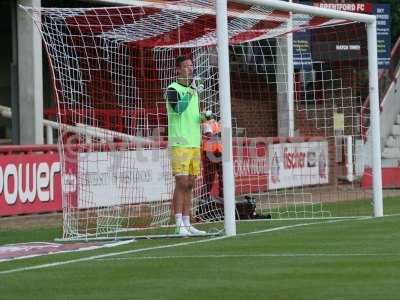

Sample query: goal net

[23,0,385,240]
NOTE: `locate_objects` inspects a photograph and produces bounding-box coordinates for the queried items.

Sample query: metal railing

[0,105,159,145]
[0,105,58,144]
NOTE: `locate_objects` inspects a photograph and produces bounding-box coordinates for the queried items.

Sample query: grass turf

[1,213,400,300]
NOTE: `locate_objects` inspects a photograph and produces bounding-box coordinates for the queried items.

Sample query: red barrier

[0,144,58,156]
[362,167,400,189]
[233,141,268,195]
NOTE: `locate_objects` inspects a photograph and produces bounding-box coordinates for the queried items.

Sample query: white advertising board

[269,141,329,189]
[78,149,172,208]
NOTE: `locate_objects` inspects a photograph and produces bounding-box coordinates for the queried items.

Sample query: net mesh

[23,0,392,240]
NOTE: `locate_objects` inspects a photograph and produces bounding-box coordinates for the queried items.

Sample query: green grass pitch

[0,198,400,300]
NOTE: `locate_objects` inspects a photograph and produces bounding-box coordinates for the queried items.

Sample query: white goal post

[222,0,383,227]
[216,0,236,236]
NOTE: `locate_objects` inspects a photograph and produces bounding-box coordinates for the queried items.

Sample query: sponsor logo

[307,151,316,167]
[283,147,306,169]
[0,162,61,205]
[234,158,267,177]
[269,141,329,189]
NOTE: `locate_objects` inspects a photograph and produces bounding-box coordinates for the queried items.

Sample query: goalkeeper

[165,55,206,236]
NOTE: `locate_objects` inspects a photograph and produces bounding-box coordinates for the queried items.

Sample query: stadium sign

[294,2,391,69]
[77,150,172,208]
[268,141,329,189]
[0,142,330,216]
[293,28,313,71]
[316,3,372,11]
[232,139,329,194]
[313,2,391,69]
[0,154,62,216]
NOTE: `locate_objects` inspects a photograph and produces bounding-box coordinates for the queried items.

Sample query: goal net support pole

[217,0,236,236]
[287,0,295,137]
[367,21,383,217]
[231,0,383,217]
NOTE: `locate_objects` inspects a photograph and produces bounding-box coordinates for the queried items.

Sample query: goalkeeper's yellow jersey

[166,82,201,148]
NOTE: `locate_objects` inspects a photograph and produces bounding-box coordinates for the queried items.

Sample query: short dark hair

[176,55,191,68]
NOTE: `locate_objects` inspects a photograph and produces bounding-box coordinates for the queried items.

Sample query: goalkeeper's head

[176,55,193,86]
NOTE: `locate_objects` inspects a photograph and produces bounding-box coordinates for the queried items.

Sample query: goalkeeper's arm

[166,88,191,113]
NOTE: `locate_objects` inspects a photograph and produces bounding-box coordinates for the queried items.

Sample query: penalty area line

[96,252,400,261]
[0,217,367,275]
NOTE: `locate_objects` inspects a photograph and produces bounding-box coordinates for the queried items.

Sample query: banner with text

[293,28,313,71]
[0,153,62,216]
[312,2,391,69]
[78,150,172,208]
[268,141,329,189]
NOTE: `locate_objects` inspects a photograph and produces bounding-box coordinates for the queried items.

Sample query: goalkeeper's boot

[175,225,190,236]
[188,226,206,236]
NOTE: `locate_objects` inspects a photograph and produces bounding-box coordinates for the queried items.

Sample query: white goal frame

[216,0,383,236]
[23,0,384,239]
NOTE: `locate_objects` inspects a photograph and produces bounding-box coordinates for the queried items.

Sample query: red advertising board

[0,153,62,216]
[233,139,268,195]
[0,137,328,216]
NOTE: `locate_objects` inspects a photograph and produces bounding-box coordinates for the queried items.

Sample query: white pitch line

[236,216,371,237]
[0,236,227,275]
[0,217,371,275]
[96,252,400,261]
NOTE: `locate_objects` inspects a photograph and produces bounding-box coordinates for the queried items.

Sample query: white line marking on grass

[0,236,227,275]
[0,217,370,275]
[236,217,371,237]
[96,252,400,261]
[384,213,400,217]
